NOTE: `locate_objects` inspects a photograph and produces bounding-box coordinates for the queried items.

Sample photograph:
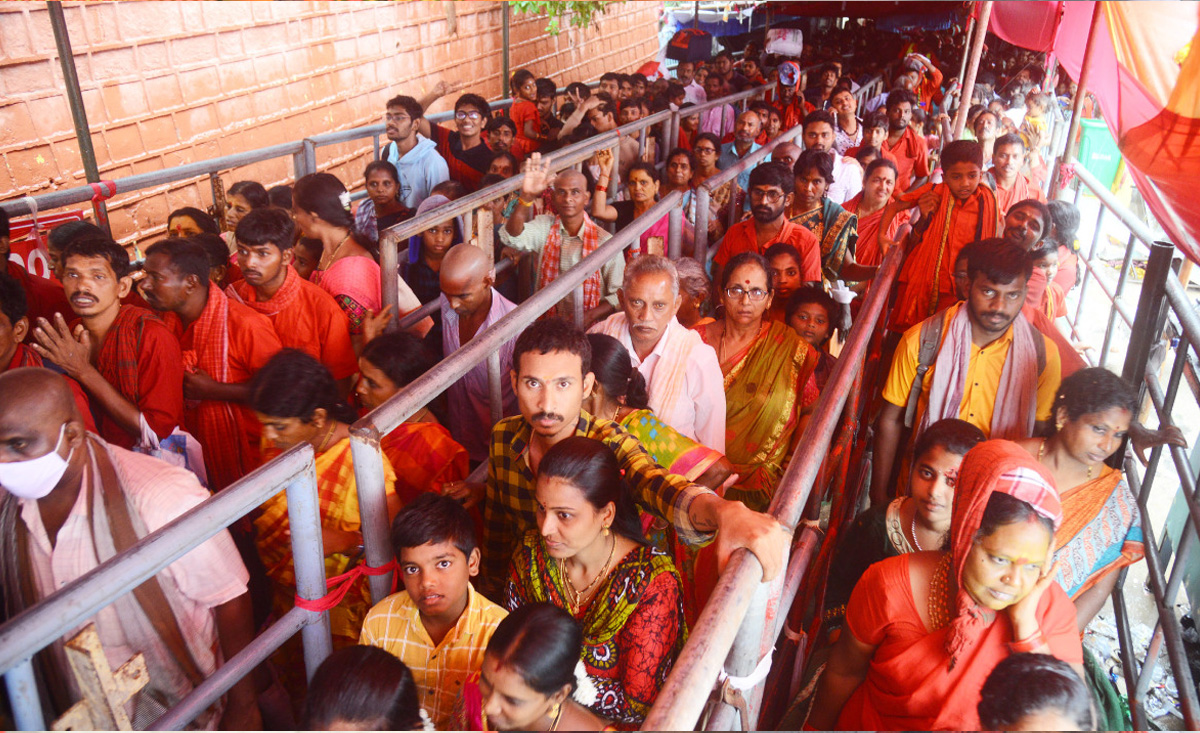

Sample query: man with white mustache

[588,255,725,452]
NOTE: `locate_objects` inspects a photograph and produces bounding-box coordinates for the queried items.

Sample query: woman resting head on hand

[807,440,1083,731]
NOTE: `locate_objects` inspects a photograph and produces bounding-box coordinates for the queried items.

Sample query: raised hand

[595,148,615,177]
[521,152,552,199]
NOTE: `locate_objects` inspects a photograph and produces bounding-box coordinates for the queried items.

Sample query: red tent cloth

[989,1,1200,264]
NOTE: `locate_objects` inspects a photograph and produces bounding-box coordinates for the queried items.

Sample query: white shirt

[589,315,726,452]
[828,154,864,205]
[683,80,707,106]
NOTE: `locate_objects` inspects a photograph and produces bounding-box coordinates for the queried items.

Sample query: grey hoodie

[383,134,449,210]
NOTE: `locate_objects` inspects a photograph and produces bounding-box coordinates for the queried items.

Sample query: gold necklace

[559,533,616,610]
[612,403,621,422]
[314,422,338,453]
[319,232,352,271]
[1039,437,1092,479]
[927,553,953,630]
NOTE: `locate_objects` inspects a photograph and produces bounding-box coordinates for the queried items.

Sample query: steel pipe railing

[642,245,904,730]
[0,444,332,731]
[351,191,684,598]
[693,122,806,260]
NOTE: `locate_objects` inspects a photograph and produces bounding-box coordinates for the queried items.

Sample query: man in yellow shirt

[871,240,1060,504]
[360,493,507,730]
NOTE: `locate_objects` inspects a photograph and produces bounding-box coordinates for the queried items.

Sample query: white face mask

[0,424,73,500]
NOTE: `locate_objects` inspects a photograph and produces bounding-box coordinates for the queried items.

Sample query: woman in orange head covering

[806,440,1084,731]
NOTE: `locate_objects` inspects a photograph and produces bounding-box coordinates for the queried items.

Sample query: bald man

[0,367,260,729]
[771,141,802,172]
[501,154,623,326]
[439,243,519,462]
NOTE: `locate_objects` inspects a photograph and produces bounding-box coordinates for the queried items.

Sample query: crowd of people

[0,15,1176,733]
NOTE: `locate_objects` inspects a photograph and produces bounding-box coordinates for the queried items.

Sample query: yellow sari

[700,320,818,511]
[255,437,397,642]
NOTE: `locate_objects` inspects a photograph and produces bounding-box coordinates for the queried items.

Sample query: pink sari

[314,255,381,334]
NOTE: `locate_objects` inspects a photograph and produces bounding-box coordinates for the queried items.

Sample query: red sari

[835,441,1082,730]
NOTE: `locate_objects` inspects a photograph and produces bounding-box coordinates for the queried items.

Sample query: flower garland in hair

[571,660,599,707]
[418,708,435,732]
[338,190,351,212]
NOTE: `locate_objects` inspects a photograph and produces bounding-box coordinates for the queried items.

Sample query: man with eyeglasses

[381,94,449,210]
[711,162,821,293]
[501,153,624,327]
[418,84,497,192]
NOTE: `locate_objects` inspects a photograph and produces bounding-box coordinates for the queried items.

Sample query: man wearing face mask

[0,367,261,729]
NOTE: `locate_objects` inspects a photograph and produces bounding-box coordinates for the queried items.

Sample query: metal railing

[642,245,904,730]
[0,85,583,221]
[1065,157,1200,729]
[351,190,686,602]
[0,445,333,731]
[375,84,773,316]
[0,189,687,730]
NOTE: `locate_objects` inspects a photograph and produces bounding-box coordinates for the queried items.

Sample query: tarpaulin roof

[990,1,1200,264]
[767,2,965,18]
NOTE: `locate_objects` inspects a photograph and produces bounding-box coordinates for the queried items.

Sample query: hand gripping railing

[642,245,904,731]
[1068,155,1200,729]
[349,191,686,602]
[0,444,333,731]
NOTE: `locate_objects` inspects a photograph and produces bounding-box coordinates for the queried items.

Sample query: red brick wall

[0,1,662,243]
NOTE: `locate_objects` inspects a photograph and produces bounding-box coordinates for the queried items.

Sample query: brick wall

[0,1,662,243]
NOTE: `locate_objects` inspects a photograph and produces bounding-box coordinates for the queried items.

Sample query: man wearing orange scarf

[142,239,283,491]
[31,238,183,450]
[764,62,814,132]
[226,208,357,386]
[501,154,622,327]
[872,242,1060,505]
[880,140,1000,334]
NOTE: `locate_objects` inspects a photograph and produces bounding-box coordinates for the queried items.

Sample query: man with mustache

[477,318,790,599]
[711,162,821,294]
[588,255,726,451]
[871,241,1061,505]
[31,237,184,450]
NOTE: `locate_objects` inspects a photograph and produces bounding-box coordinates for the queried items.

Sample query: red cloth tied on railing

[293,557,398,613]
[1056,162,1077,190]
[88,180,117,229]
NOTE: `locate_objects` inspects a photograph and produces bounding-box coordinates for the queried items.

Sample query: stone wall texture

[0,1,662,243]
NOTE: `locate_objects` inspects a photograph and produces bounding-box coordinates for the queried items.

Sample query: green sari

[620,408,723,481]
[700,320,818,512]
[792,197,859,283]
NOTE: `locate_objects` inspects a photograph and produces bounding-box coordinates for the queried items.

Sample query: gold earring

[603,526,610,537]
[1056,421,1064,431]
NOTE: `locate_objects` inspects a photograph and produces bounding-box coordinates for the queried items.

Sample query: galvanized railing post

[285,460,333,680]
[1120,242,1176,418]
[380,232,401,321]
[609,139,622,204]
[348,426,396,603]
[302,139,317,178]
[694,187,711,261]
[5,660,45,731]
[573,284,586,327]
[486,351,505,426]
[1099,233,1138,368]
[668,208,683,261]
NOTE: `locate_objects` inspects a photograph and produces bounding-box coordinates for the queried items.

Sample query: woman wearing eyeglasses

[694,251,819,512]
